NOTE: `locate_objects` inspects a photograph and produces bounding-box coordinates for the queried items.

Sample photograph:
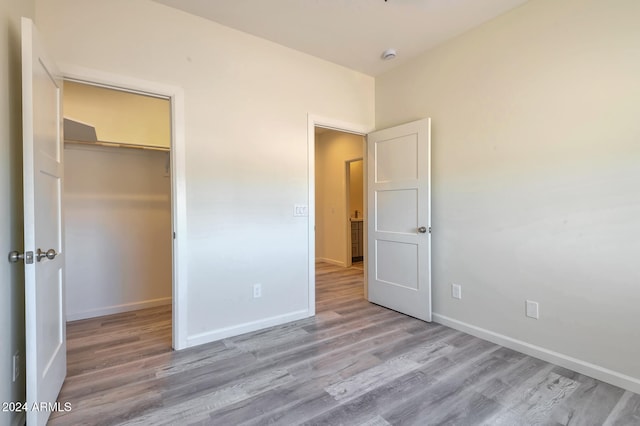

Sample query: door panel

[376,189,418,234]
[22,17,66,426]
[367,118,431,321]
[375,240,419,289]
[375,133,419,182]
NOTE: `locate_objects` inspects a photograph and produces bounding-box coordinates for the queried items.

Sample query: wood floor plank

[49,261,639,425]
[546,366,626,425]
[381,351,515,425]
[603,391,640,426]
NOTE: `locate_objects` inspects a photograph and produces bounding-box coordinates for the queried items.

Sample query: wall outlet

[12,352,20,382]
[253,283,262,298]
[526,300,539,319]
[451,283,462,300]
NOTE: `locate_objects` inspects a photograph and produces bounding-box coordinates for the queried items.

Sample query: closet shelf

[63,118,169,152]
[64,139,170,152]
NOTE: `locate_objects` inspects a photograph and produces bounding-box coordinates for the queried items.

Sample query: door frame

[307,114,372,316]
[61,64,188,349]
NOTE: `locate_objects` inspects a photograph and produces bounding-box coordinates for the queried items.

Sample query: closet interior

[63,81,173,321]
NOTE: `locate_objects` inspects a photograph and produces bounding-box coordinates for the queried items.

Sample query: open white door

[22,17,66,426]
[367,118,431,321]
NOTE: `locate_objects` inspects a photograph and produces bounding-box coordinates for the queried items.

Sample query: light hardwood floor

[49,262,640,425]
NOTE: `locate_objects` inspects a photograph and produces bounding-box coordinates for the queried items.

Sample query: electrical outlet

[526,300,539,319]
[451,283,462,300]
[12,352,20,382]
[253,283,262,298]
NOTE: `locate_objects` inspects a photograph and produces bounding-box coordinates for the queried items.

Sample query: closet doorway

[63,81,173,332]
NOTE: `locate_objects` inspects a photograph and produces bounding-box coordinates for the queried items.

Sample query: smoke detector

[381,48,397,61]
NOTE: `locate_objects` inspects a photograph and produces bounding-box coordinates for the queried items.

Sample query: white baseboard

[186,309,311,347]
[433,313,640,395]
[316,257,346,267]
[66,297,172,322]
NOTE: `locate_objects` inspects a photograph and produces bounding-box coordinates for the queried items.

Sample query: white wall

[315,130,365,265]
[1,2,34,425]
[35,0,374,344]
[376,0,640,390]
[64,145,172,320]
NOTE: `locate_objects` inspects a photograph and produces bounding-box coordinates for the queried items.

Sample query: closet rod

[64,139,170,152]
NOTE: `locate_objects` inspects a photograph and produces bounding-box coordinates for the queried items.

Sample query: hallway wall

[315,130,364,266]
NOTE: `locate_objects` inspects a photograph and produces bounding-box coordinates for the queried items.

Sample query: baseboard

[316,257,346,267]
[66,297,172,322]
[186,309,310,347]
[12,411,25,426]
[433,313,640,394]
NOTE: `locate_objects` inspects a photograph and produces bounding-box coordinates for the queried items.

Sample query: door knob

[8,251,34,264]
[418,226,427,233]
[36,248,57,262]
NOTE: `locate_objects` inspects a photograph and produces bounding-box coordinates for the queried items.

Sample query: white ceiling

[153,0,529,76]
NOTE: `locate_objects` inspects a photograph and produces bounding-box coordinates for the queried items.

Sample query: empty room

[1,0,639,425]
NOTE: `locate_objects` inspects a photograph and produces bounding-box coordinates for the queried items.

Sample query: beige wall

[1,2,34,424]
[349,160,364,219]
[36,0,374,344]
[315,130,365,265]
[377,0,640,385]
[64,81,171,148]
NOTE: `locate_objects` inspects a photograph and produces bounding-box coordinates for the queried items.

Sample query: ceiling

[153,0,529,76]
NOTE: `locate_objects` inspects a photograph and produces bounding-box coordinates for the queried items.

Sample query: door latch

[8,251,34,264]
[36,248,57,262]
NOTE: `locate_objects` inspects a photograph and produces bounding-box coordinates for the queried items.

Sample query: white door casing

[367,118,431,321]
[307,115,371,316]
[22,17,66,426]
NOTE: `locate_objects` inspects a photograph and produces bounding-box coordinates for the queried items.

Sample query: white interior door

[367,118,431,321]
[22,17,66,426]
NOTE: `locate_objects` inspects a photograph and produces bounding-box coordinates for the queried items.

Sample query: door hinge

[429,226,432,234]
[173,232,176,239]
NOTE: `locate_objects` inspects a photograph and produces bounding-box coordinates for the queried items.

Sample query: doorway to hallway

[314,127,365,269]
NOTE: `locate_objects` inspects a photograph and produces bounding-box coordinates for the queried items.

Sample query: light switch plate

[294,204,308,217]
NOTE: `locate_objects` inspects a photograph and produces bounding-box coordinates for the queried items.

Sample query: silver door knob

[418,226,427,233]
[8,251,24,263]
[8,251,34,264]
[36,248,57,262]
